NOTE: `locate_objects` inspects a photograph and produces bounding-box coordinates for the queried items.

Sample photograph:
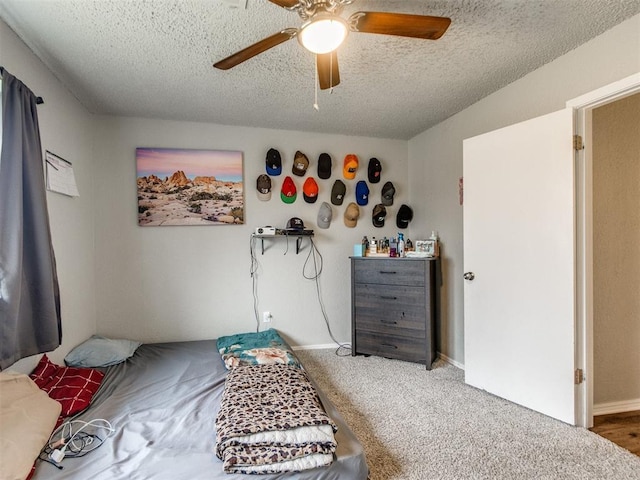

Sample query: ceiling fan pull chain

[313,54,319,111]
[330,51,334,94]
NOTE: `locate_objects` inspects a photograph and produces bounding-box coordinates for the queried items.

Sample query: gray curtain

[0,67,61,370]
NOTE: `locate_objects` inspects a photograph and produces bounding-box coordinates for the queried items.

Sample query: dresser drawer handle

[379,271,397,274]
[381,319,397,324]
[381,343,398,349]
[379,295,397,300]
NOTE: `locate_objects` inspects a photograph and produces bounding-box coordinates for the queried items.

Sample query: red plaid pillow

[30,355,104,417]
[29,354,59,388]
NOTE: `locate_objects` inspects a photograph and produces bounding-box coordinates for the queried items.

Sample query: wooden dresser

[350,257,437,369]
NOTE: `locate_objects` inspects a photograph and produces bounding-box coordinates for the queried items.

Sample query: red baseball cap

[303,177,319,203]
[281,176,297,204]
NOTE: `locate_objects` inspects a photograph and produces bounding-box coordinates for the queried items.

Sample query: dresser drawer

[353,259,425,286]
[354,331,427,363]
[354,284,426,336]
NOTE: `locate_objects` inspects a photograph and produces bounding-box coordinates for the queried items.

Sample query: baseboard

[291,343,342,351]
[438,352,465,370]
[593,398,640,415]
[292,346,467,370]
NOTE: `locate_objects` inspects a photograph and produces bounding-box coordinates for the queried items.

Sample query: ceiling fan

[213,0,451,90]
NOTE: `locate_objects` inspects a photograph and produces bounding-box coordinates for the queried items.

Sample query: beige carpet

[295,349,640,480]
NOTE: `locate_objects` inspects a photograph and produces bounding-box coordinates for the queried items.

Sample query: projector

[255,226,276,236]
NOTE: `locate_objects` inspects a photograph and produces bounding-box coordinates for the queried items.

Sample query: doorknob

[463,272,475,281]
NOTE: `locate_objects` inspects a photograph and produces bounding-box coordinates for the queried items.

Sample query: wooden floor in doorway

[590,410,640,456]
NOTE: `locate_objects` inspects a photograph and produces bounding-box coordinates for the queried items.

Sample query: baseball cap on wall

[396,204,413,229]
[317,153,332,179]
[372,204,387,227]
[381,181,395,206]
[368,158,382,183]
[303,177,319,203]
[256,174,272,201]
[344,202,360,228]
[356,180,369,206]
[281,176,297,204]
[286,217,305,231]
[331,180,346,205]
[343,154,358,180]
[292,151,309,176]
[317,202,332,229]
[266,148,282,176]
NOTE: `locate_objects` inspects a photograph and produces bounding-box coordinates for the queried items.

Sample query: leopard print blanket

[215,364,338,474]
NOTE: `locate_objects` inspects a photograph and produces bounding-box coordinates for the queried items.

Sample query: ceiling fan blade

[317,51,340,90]
[267,0,299,8]
[213,29,297,70]
[349,11,451,40]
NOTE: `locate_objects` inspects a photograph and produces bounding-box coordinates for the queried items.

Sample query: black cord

[334,344,352,357]
[306,238,352,355]
[302,236,322,280]
[249,235,260,331]
[61,433,103,457]
[249,234,351,354]
[38,432,106,470]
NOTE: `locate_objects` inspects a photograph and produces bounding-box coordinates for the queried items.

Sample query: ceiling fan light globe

[299,16,348,54]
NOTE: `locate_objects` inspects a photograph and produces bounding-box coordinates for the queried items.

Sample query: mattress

[31,340,368,480]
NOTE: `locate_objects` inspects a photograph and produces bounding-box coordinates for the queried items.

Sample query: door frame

[567,72,640,428]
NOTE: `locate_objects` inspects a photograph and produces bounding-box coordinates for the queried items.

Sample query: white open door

[463,108,577,425]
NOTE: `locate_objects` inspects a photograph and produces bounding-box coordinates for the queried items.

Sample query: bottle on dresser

[429,231,440,257]
[389,237,397,257]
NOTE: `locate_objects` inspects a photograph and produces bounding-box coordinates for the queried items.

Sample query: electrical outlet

[262,311,272,323]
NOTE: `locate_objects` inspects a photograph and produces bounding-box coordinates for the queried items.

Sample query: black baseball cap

[318,153,332,179]
[286,217,304,231]
[396,204,413,229]
[368,158,382,183]
[266,148,282,176]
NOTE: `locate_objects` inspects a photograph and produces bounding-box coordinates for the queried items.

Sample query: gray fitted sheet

[32,340,368,480]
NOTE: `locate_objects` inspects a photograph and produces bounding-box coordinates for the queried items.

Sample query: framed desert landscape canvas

[136,148,244,226]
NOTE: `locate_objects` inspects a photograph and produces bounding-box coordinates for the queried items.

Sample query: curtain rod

[0,66,45,105]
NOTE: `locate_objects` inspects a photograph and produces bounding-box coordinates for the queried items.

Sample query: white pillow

[0,371,61,480]
[64,335,141,367]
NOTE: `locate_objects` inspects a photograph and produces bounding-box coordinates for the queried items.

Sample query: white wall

[408,14,640,365]
[92,116,407,347]
[1,19,97,370]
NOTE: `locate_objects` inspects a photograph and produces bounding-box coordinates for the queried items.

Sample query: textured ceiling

[1,0,639,139]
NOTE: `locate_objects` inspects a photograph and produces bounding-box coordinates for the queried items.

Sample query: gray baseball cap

[317,202,332,229]
[381,181,395,206]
